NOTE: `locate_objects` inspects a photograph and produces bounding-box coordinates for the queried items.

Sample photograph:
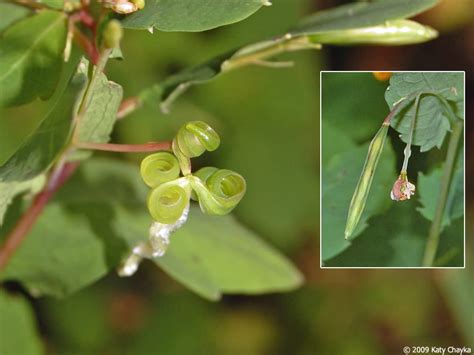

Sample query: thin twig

[117,97,141,120]
[72,48,112,140]
[74,141,172,152]
[221,36,320,73]
[401,93,422,173]
[251,59,294,68]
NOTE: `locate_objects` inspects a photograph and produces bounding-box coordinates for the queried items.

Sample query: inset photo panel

[320,71,465,268]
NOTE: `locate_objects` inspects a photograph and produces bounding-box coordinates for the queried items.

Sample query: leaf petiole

[74,141,172,153]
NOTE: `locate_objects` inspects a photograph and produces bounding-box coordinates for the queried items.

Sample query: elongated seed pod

[147,178,191,224]
[190,169,246,215]
[310,20,437,46]
[140,152,180,188]
[344,123,389,239]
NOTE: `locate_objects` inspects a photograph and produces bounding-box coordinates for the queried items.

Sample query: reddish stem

[71,9,99,64]
[73,25,99,65]
[0,163,79,272]
[383,107,398,125]
[77,9,95,29]
[117,97,141,120]
[75,141,172,152]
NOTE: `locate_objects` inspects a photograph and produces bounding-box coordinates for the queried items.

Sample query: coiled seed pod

[190,168,246,215]
[140,152,180,188]
[173,121,220,174]
[191,166,217,201]
[147,178,191,224]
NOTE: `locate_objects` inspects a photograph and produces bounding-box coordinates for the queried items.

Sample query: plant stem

[401,93,421,173]
[0,163,79,272]
[422,120,463,266]
[117,97,141,120]
[221,36,320,72]
[72,48,111,141]
[0,45,109,272]
[74,141,171,152]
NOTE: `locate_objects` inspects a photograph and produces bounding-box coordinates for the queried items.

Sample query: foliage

[0,10,67,107]
[0,0,472,355]
[385,72,464,151]
[0,0,440,297]
[0,0,454,352]
[121,0,266,32]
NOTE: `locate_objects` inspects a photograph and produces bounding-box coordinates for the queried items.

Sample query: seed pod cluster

[140,121,245,225]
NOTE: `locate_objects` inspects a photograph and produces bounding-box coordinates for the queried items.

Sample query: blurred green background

[1,0,473,354]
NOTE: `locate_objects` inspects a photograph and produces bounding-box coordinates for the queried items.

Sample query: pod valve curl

[118,121,245,276]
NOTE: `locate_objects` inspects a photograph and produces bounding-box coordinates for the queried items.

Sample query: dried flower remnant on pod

[390,173,416,201]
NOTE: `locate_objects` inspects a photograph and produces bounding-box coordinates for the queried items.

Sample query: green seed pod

[131,0,145,10]
[174,121,220,158]
[310,20,437,46]
[344,123,389,239]
[190,169,246,215]
[102,19,123,49]
[173,121,220,175]
[191,166,218,201]
[147,178,191,224]
[140,152,180,188]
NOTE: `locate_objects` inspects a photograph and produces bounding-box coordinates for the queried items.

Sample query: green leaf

[0,10,68,107]
[325,202,428,267]
[325,194,464,267]
[322,141,396,261]
[39,0,64,10]
[321,72,389,143]
[0,175,45,226]
[0,54,84,182]
[157,207,303,300]
[290,0,439,35]
[76,66,123,143]
[0,201,128,297]
[121,0,265,32]
[0,290,43,355]
[321,121,355,167]
[138,2,438,112]
[1,158,302,299]
[0,3,31,33]
[385,72,464,152]
[0,159,146,297]
[417,167,464,229]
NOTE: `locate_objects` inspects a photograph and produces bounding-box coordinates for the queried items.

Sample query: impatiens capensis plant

[322,72,464,268]
[0,0,441,315]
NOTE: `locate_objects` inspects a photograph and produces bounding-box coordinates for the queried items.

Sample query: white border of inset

[320,70,466,269]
